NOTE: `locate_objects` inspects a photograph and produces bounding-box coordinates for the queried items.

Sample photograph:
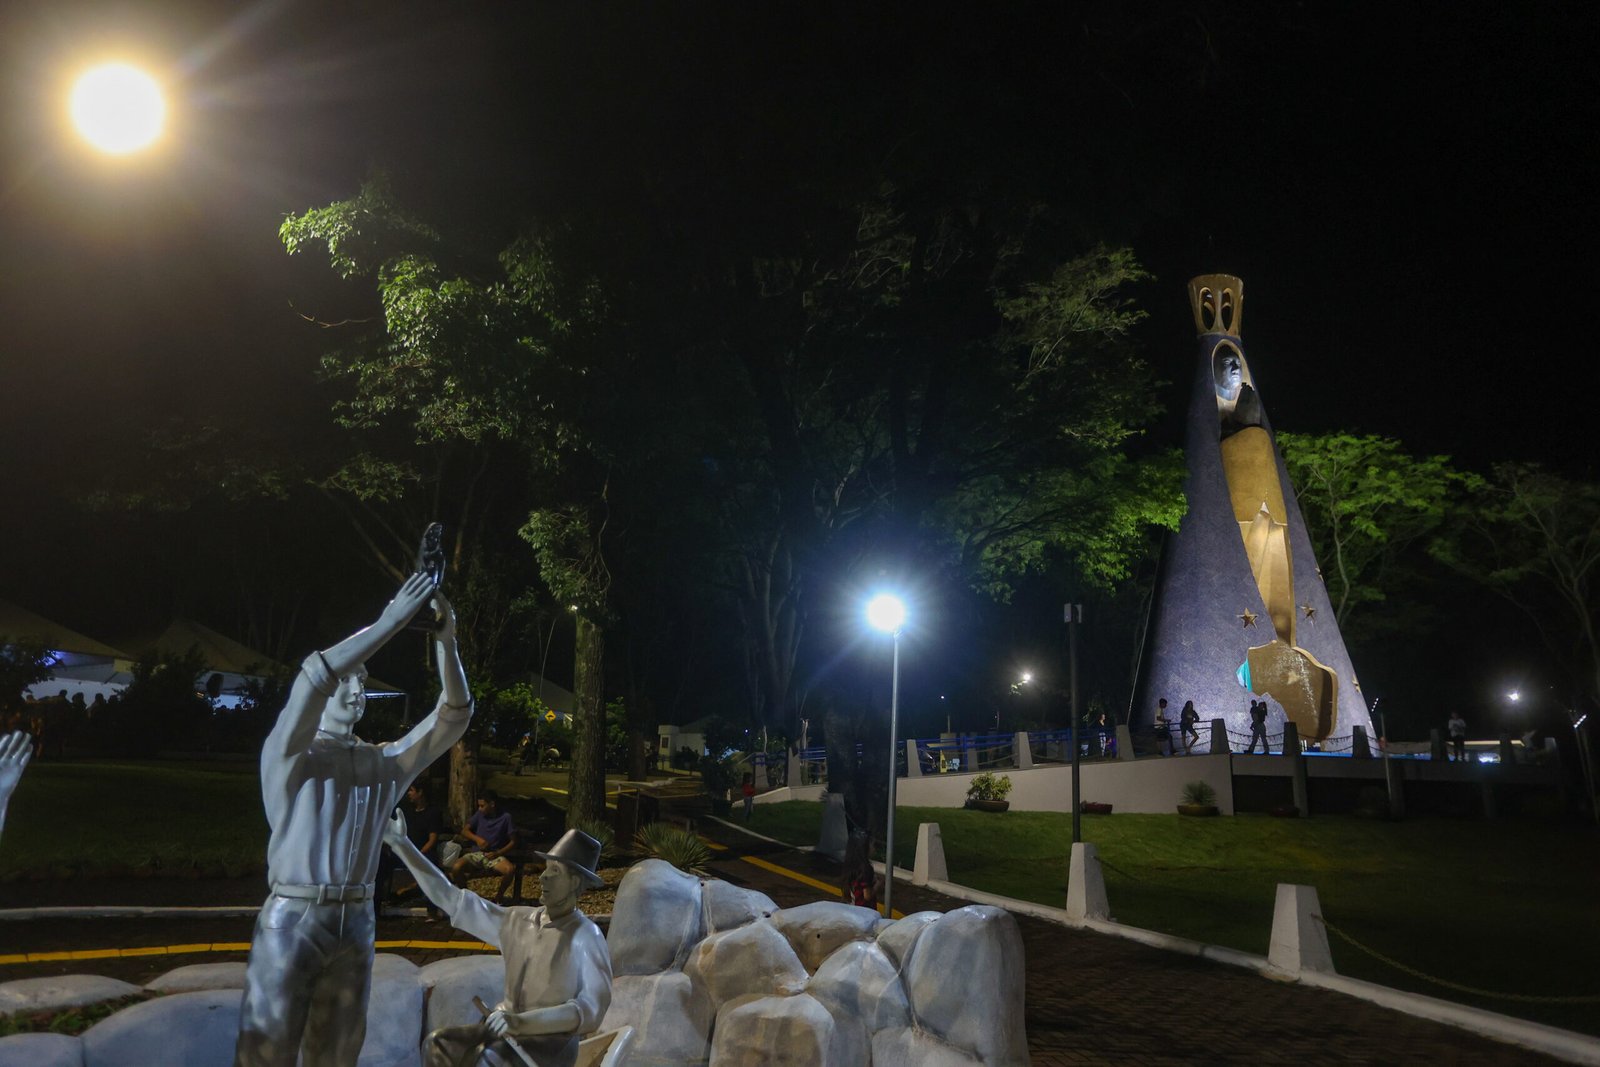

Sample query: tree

[0,639,53,716]
[1437,464,1600,712]
[1278,432,1480,630]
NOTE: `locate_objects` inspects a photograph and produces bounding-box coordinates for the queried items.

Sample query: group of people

[1151,698,1205,755]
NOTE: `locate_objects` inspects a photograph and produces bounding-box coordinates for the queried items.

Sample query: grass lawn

[1,760,268,879]
[746,801,1600,1036]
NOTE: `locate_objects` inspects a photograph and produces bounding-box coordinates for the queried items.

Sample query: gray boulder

[903,906,1027,1065]
[420,955,506,1034]
[871,1026,986,1067]
[0,975,142,1016]
[0,1032,84,1067]
[601,972,713,1067]
[686,921,808,1010]
[806,939,911,1035]
[709,993,857,1067]
[609,860,705,975]
[769,901,880,973]
[702,879,777,934]
[81,988,241,1067]
[875,910,941,968]
[145,962,247,994]
[360,954,425,1067]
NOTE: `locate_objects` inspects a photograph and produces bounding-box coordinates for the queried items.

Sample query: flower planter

[965,798,1011,813]
[1080,802,1113,815]
[1176,803,1219,817]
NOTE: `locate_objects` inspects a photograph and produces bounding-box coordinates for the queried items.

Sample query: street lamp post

[866,593,906,918]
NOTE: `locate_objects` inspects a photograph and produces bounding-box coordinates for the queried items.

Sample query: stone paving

[0,824,1579,1065]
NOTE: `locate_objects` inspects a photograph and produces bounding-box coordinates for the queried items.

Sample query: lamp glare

[865,594,906,634]
[70,63,165,154]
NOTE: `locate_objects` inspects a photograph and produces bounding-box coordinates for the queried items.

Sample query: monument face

[1135,275,1372,746]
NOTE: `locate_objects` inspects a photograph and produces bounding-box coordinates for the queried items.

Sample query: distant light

[865,593,906,634]
[1507,690,1521,703]
[70,64,165,154]
[1019,672,1033,685]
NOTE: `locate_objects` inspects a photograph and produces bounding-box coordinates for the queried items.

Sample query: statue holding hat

[382,814,613,1067]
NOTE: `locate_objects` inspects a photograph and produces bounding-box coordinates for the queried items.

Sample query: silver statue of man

[234,573,472,1067]
[382,815,612,1067]
[0,730,32,840]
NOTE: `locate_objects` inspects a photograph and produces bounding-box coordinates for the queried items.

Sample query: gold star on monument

[1239,609,1257,627]
[1302,603,1316,620]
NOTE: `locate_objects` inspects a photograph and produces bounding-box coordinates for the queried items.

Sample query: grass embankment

[747,801,1600,1037]
[0,760,267,880]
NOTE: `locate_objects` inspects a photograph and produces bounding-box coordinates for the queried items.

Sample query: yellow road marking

[698,836,729,851]
[734,854,902,919]
[2,939,497,968]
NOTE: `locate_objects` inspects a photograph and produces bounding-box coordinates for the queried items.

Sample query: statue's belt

[272,882,376,903]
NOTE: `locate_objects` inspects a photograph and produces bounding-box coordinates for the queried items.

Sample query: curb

[0,905,261,921]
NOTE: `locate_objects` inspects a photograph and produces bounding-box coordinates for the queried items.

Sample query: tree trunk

[448,739,479,831]
[567,613,608,827]
[627,694,654,781]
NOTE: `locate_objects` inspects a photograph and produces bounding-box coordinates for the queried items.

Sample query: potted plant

[1177,780,1219,816]
[965,771,1013,812]
[1080,800,1113,815]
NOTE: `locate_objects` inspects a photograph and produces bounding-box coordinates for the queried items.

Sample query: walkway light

[864,591,906,917]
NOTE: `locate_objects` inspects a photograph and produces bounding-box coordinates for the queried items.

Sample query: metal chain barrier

[1314,914,1600,1004]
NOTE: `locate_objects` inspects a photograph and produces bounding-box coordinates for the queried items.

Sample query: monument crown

[1188,274,1243,337]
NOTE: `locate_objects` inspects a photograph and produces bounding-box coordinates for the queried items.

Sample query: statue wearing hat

[382,815,613,1067]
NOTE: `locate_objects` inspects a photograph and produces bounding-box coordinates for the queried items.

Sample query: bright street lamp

[69,63,166,155]
[864,592,906,918]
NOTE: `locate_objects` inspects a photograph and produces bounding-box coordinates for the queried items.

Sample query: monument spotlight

[1507,690,1522,703]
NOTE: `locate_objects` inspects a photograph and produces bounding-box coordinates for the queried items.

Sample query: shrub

[633,822,711,875]
[967,772,1013,802]
[1180,780,1218,807]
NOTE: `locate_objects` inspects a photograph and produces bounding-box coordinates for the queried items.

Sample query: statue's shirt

[261,655,470,888]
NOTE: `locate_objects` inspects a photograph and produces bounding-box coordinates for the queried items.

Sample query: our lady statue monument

[1134,275,1375,749]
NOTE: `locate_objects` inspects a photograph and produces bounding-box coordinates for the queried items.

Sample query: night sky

[1,3,1594,727]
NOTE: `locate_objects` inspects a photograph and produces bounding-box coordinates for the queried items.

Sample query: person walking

[1179,700,1201,754]
[740,773,756,821]
[1447,710,1467,762]
[1245,700,1271,754]
[1153,698,1174,756]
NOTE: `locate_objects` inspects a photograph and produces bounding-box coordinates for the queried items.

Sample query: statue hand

[485,1008,512,1038]
[382,573,435,629]
[431,591,457,643]
[0,732,31,795]
[382,808,407,848]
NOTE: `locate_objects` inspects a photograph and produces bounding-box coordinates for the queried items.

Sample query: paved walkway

[0,825,1577,1065]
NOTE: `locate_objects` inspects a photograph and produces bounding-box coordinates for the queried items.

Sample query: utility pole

[1066,603,1082,844]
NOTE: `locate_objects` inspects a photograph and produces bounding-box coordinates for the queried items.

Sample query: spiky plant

[633,822,711,875]
[1180,780,1218,807]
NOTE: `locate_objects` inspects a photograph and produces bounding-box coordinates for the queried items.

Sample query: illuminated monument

[1135,275,1373,747]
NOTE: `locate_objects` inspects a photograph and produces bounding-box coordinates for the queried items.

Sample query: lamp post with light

[865,592,906,918]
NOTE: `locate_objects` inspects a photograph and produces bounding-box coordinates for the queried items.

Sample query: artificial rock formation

[1136,275,1373,745]
[600,859,1028,1066]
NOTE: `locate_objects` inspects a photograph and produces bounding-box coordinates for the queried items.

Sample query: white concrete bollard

[913,823,948,886]
[1064,842,1110,922]
[1267,883,1336,976]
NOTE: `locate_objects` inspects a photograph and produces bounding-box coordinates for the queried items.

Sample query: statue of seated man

[383,815,612,1067]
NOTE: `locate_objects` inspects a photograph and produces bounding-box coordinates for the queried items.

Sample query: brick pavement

[0,828,1579,1065]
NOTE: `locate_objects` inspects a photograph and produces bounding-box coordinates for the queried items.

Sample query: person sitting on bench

[440,790,516,881]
